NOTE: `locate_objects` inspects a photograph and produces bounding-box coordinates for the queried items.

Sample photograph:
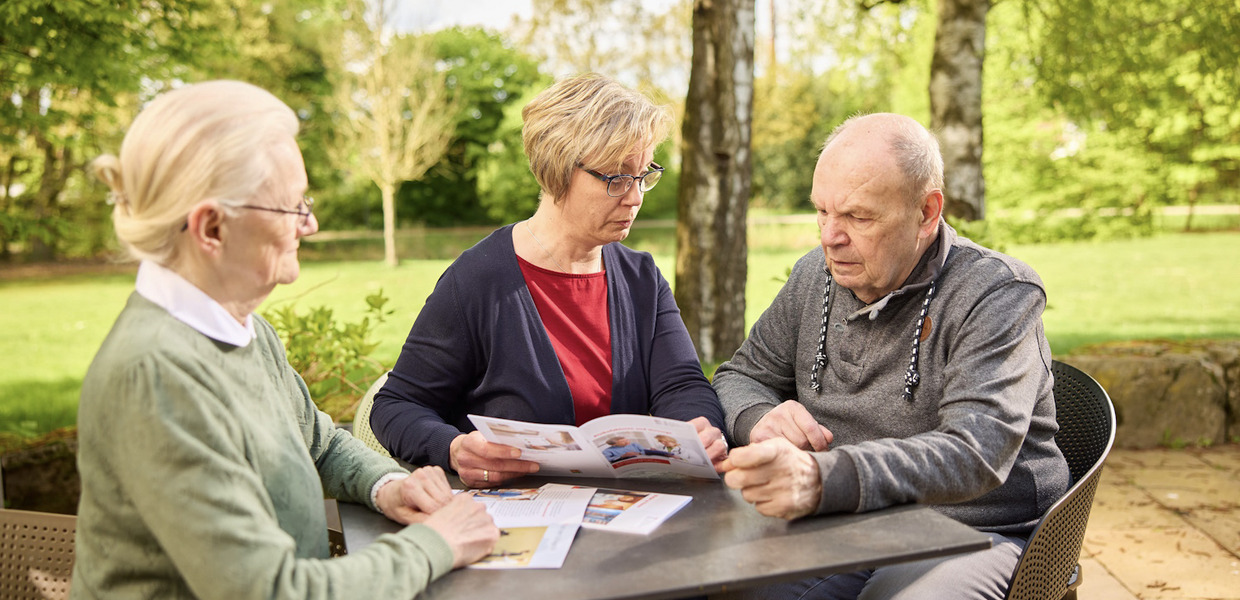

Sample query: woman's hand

[449,431,540,488]
[423,494,501,568]
[689,416,730,472]
[374,466,454,525]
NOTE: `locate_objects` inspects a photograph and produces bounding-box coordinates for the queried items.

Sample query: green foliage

[476,86,544,223]
[983,1,1174,241]
[1023,0,1240,215]
[398,27,548,227]
[262,290,394,422]
[0,0,266,260]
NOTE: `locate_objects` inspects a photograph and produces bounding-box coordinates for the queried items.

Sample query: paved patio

[1075,445,1240,600]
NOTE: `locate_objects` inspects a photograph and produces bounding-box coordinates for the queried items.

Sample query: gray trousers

[715,531,1026,600]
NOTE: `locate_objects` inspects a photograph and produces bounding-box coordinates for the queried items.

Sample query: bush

[262,291,393,423]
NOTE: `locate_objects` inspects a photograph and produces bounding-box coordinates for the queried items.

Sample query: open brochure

[467,413,719,480]
[463,483,594,569]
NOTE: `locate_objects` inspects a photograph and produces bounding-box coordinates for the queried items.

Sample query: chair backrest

[0,508,77,600]
[352,371,392,458]
[1005,360,1116,600]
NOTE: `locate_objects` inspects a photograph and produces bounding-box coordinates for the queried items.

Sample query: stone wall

[1061,339,1240,449]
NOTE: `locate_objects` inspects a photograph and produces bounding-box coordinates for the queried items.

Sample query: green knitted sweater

[72,293,454,599]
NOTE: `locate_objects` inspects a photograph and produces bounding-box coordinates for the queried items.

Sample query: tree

[676,0,755,364]
[928,0,988,220]
[328,0,457,266]
[0,0,236,261]
[516,0,693,95]
[1028,0,1240,226]
[400,27,547,227]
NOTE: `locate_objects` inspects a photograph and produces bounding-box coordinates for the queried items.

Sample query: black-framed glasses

[239,195,315,227]
[578,162,664,197]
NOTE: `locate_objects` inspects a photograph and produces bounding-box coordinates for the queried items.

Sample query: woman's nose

[300,212,319,236]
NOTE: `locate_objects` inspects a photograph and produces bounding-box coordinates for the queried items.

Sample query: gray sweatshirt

[714,220,1069,533]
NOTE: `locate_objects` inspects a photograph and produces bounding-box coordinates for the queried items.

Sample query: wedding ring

[483,469,490,483]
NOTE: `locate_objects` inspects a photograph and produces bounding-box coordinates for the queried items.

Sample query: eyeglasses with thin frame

[180,195,315,231]
[239,195,315,227]
[578,162,664,197]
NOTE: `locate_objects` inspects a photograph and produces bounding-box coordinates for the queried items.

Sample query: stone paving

[1076,445,1240,600]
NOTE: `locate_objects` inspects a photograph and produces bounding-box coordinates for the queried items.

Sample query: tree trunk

[929,0,988,221]
[675,0,755,364]
[29,133,73,261]
[381,182,398,267]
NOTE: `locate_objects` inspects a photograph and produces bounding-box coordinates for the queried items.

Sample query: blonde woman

[372,74,728,488]
[73,80,497,599]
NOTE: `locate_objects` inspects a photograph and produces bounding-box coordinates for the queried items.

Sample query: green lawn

[2,227,1238,439]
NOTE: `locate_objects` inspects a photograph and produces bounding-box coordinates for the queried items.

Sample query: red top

[517,256,612,425]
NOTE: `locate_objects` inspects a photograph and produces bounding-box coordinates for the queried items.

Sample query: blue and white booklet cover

[467,413,719,480]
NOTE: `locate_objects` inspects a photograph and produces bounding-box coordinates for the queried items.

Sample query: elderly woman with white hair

[73,80,497,599]
[370,73,728,488]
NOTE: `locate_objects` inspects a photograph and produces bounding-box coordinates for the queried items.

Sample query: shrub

[262,291,393,423]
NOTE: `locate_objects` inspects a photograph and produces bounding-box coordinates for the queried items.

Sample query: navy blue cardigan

[371,225,725,468]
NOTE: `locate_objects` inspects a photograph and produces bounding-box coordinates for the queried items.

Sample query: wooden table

[338,475,992,600]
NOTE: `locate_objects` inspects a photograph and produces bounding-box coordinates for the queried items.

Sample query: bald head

[822,113,944,205]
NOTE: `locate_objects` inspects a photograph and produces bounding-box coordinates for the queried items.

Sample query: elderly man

[716,113,1069,599]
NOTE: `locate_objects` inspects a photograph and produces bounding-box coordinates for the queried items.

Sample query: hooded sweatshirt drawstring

[809,266,938,402]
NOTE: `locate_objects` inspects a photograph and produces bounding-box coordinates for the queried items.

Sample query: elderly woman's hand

[424,493,501,569]
[374,466,455,524]
[689,416,729,472]
[449,431,540,488]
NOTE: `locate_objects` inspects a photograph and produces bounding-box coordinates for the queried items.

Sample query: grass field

[2,223,1238,439]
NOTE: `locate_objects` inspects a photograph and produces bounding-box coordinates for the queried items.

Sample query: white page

[466,483,595,527]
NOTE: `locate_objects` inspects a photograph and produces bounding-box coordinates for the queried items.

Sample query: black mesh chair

[1005,361,1116,600]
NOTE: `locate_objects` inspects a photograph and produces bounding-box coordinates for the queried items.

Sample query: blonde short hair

[521,73,673,202]
[92,80,299,264]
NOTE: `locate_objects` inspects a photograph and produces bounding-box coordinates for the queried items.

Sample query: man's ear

[918,188,944,238]
[184,200,226,255]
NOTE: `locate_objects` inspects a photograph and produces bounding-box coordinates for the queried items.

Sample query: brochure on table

[579,487,692,535]
[467,413,718,480]
[462,482,694,569]
[464,483,592,569]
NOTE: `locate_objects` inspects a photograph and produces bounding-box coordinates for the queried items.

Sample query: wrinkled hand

[375,466,454,525]
[423,493,500,569]
[720,438,821,520]
[450,431,539,488]
[689,416,729,472]
[749,401,834,451]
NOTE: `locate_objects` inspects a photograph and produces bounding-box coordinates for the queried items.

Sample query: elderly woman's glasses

[578,163,664,197]
[239,195,315,227]
[179,196,315,231]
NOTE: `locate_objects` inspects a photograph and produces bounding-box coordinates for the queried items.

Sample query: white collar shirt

[134,260,256,347]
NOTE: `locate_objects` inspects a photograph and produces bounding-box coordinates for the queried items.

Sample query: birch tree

[676,0,755,364]
[331,0,457,266]
[928,0,987,221]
